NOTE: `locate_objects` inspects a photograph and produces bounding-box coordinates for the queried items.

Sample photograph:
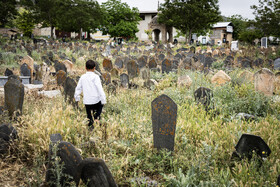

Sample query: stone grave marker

[102,72,111,85]
[177,75,192,88]
[103,58,113,72]
[127,60,139,78]
[56,70,67,86]
[204,56,213,68]
[253,58,263,67]
[110,68,119,77]
[77,158,117,187]
[4,76,24,117]
[182,57,193,70]
[152,94,177,152]
[138,56,147,69]
[120,73,129,88]
[194,87,213,111]
[158,54,165,61]
[254,68,275,96]
[241,58,251,68]
[211,70,231,85]
[261,37,267,48]
[274,58,280,70]
[148,57,157,69]
[162,59,172,74]
[5,68,13,76]
[224,56,234,67]
[123,56,130,68]
[140,68,150,80]
[63,77,77,107]
[54,62,67,73]
[115,57,123,69]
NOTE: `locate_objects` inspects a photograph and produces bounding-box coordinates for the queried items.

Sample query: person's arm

[74,78,82,102]
[95,76,106,105]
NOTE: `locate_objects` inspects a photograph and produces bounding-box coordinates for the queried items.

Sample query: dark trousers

[85,101,103,126]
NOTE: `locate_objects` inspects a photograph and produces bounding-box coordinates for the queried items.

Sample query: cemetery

[0,34,280,186]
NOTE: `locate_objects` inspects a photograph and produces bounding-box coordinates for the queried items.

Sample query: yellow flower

[262,151,266,154]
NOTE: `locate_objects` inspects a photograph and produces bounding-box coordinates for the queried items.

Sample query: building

[210,22,233,45]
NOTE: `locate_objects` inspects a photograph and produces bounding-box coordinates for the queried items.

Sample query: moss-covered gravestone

[120,73,129,88]
[127,60,139,78]
[152,94,177,152]
[162,59,172,74]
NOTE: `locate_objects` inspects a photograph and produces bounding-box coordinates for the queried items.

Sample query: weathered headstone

[110,68,119,78]
[115,57,123,69]
[204,57,213,68]
[120,73,129,88]
[224,56,234,67]
[254,68,275,96]
[4,76,24,117]
[103,58,113,72]
[177,75,192,88]
[211,70,231,85]
[4,68,13,76]
[20,63,31,76]
[241,58,251,68]
[274,58,280,70]
[162,59,172,74]
[102,72,111,85]
[77,158,117,187]
[148,57,157,69]
[138,56,147,69]
[63,77,77,106]
[140,68,150,80]
[56,70,67,86]
[127,60,139,78]
[152,94,177,151]
[194,87,213,111]
[54,62,67,73]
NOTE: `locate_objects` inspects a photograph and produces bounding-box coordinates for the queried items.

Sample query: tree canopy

[158,0,222,44]
[101,0,141,39]
[226,15,248,40]
[0,0,18,28]
[251,0,280,37]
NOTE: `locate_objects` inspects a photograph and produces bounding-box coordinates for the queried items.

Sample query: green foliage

[13,8,36,37]
[251,0,280,37]
[158,0,222,43]
[101,0,141,38]
[227,15,248,40]
[239,29,263,44]
[0,0,17,27]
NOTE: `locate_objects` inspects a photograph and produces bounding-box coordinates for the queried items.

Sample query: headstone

[138,56,147,69]
[211,70,231,85]
[127,60,139,78]
[115,57,123,69]
[62,60,73,72]
[254,68,275,96]
[151,94,177,151]
[204,57,213,68]
[182,57,193,70]
[102,72,111,85]
[63,77,77,106]
[158,54,165,61]
[162,59,172,74]
[274,58,280,70]
[46,141,82,186]
[261,37,267,48]
[77,158,117,187]
[140,68,150,80]
[20,63,31,76]
[177,75,192,88]
[148,57,157,69]
[56,70,67,86]
[120,73,129,88]
[103,58,113,72]
[54,62,67,73]
[253,58,263,67]
[194,87,213,111]
[5,68,13,76]
[110,68,119,77]
[4,76,24,117]
[231,41,239,51]
[105,45,111,56]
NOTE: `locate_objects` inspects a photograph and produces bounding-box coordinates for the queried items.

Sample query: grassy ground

[1,40,280,186]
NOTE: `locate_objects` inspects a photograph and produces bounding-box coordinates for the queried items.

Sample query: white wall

[136,14,153,41]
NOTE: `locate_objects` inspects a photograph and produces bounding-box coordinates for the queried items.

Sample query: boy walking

[74,60,106,129]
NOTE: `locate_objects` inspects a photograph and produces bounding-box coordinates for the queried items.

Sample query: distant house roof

[213,22,233,28]
[139,11,158,14]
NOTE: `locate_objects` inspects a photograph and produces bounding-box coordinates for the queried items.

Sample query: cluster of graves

[0,38,280,185]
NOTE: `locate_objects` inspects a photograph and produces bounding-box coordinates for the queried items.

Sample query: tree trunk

[188,29,192,45]
[51,25,54,39]
[87,30,90,40]
[80,28,83,40]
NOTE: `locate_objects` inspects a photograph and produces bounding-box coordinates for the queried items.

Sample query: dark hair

[86,60,96,70]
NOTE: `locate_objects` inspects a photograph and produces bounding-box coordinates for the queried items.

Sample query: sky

[96,0,259,19]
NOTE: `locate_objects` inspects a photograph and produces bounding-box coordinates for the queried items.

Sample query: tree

[13,8,36,37]
[57,0,104,40]
[251,0,280,37]
[158,0,221,44]
[239,29,263,44]
[227,15,248,40]
[0,0,18,27]
[101,0,141,39]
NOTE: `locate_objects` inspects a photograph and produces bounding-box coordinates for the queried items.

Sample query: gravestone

[102,72,111,85]
[115,57,123,69]
[5,68,13,76]
[224,56,234,67]
[127,60,139,78]
[105,45,111,56]
[253,58,263,67]
[20,63,31,76]
[103,58,113,72]
[274,58,280,70]
[123,56,130,68]
[138,56,147,69]
[0,124,17,155]
[54,62,67,73]
[46,141,82,186]
[177,75,192,88]
[140,68,150,80]
[204,57,213,68]
[162,59,172,74]
[182,57,193,70]
[4,76,24,117]
[261,37,267,48]
[158,54,165,61]
[194,87,213,111]
[63,77,77,107]
[152,94,177,151]
[211,70,231,85]
[110,68,119,77]
[148,57,157,69]
[77,158,117,187]
[120,73,129,88]
[56,70,67,86]
[241,58,251,68]
[254,68,275,96]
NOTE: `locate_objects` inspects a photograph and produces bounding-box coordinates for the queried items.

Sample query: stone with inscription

[127,60,139,78]
[20,63,31,76]
[120,73,129,88]
[115,57,123,69]
[102,72,111,85]
[152,94,177,151]
[103,58,113,72]
[56,70,67,86]
[254,68,275,96]
[162,59,172,74]
[148,57,157,69]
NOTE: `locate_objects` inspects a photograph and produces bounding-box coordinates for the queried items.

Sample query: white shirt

[74,72,106,105]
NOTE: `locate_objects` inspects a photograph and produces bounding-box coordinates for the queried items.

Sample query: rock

[4,76,24,117]
[233,113,255,121]
[77,158,117,187]
[4,68,13,76]
[38,90,61,98]
[254,68,275,96]
[177,75,192,88]
[239,70,254,83]
[62,60,73,72]
[211,70,231,85]
[144,79,158,89]
[274,72,280,95]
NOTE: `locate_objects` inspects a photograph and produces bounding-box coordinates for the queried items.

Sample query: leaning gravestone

[152,94,177,151]
[127,60,139,78]
[4,76,24,117]
[77,158,117,187]
[63,77,77,107]
[120,73,129,88]
[20,63,31,76]
[115,57,123,69]
[254,68,275,96]
[102,72,111,85]
[162,59,172,74]
[194,87,213,111]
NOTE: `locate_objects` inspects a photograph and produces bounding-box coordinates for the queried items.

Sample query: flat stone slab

[24,84,44,91]
[38,90,61,98]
